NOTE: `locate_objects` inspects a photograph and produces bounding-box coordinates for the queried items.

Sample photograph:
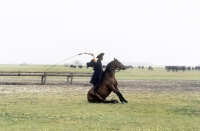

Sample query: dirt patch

[0,77,200,94]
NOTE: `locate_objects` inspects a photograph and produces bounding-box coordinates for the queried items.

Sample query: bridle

[107,68,124,73]
[115,68,122,72]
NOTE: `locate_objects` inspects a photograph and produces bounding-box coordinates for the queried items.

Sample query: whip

[44,52,92,73]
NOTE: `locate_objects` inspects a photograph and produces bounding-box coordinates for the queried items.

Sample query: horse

[148,66,153,70]
[70,65,76,68]
[87,58,128,104]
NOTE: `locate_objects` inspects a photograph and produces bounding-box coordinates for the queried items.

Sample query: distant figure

[78,65,83,68]
[148,66,153,70]
[187,66,191,71]
[126,65,133,69]
[70,65,76,68]
[192,67,195,70]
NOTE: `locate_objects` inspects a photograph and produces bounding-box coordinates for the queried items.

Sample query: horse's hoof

[121,101,128,104]
[114,100,119,103]
[111,100,118,104]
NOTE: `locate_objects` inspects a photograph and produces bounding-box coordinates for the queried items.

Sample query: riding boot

[93,85,99,94]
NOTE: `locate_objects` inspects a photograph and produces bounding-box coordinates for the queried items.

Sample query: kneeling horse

[87,58,128,103]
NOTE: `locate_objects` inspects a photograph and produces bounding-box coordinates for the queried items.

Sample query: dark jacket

[90,60,103,85]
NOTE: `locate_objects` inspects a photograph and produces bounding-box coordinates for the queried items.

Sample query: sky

[0,0,200,66]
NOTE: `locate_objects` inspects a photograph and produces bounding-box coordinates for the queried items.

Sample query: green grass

[0,92,200,131]
[0,65,200,80]
[0,64,93,73]
[116,67,200,80]
[0,65,200,130]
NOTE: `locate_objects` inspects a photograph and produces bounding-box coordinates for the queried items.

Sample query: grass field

[0,92,200,131]
[0,64,200,80]
[0,64,200,131]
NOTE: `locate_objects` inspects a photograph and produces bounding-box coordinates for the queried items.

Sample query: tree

[74,60,82,65]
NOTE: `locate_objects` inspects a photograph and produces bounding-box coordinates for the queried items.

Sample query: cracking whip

[44,52,92,73]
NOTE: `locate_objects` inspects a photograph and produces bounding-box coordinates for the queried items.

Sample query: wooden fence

[0,72,92,84]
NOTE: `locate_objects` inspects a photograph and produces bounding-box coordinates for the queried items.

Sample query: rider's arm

[90,53,97,63]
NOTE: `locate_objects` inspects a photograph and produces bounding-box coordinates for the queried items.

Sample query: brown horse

[87,58,128,104]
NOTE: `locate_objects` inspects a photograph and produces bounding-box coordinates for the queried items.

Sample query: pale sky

[0,0,200,66]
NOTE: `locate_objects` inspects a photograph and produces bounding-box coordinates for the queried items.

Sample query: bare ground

[0,77,200,94]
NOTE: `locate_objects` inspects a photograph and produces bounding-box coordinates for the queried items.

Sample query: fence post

[70,73,73,84]
[67,76,69,83]
[41,75,43,84]
[41,74,47,84]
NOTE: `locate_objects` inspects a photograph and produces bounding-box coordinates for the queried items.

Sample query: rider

[90,53,104,94]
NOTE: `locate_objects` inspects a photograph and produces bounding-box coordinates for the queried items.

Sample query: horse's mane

[102,61,112,77]
[104,62,111,73]
[104,59,117,73]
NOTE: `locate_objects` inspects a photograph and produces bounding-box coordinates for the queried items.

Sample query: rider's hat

[96,53,104,59]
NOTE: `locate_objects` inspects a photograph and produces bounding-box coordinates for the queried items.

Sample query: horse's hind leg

[97,99,118,104]
[94,94,107,103]
[106,99,119,104]
[93,94,119,103]
[89,94,118,103]
[88,92,107,103]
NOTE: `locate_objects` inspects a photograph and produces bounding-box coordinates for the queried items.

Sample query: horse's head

[112,58,126,71]
[105,58,126,72]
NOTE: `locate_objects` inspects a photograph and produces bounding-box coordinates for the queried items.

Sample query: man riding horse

[89,53,104,95]
[86,53,128,103]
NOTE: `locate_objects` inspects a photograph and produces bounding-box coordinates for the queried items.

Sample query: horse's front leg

[114,81,128,103]
[109,85,128,103]
[116,92,128,103]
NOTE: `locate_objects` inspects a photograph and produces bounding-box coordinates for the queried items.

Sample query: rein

[107,68,121,73]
